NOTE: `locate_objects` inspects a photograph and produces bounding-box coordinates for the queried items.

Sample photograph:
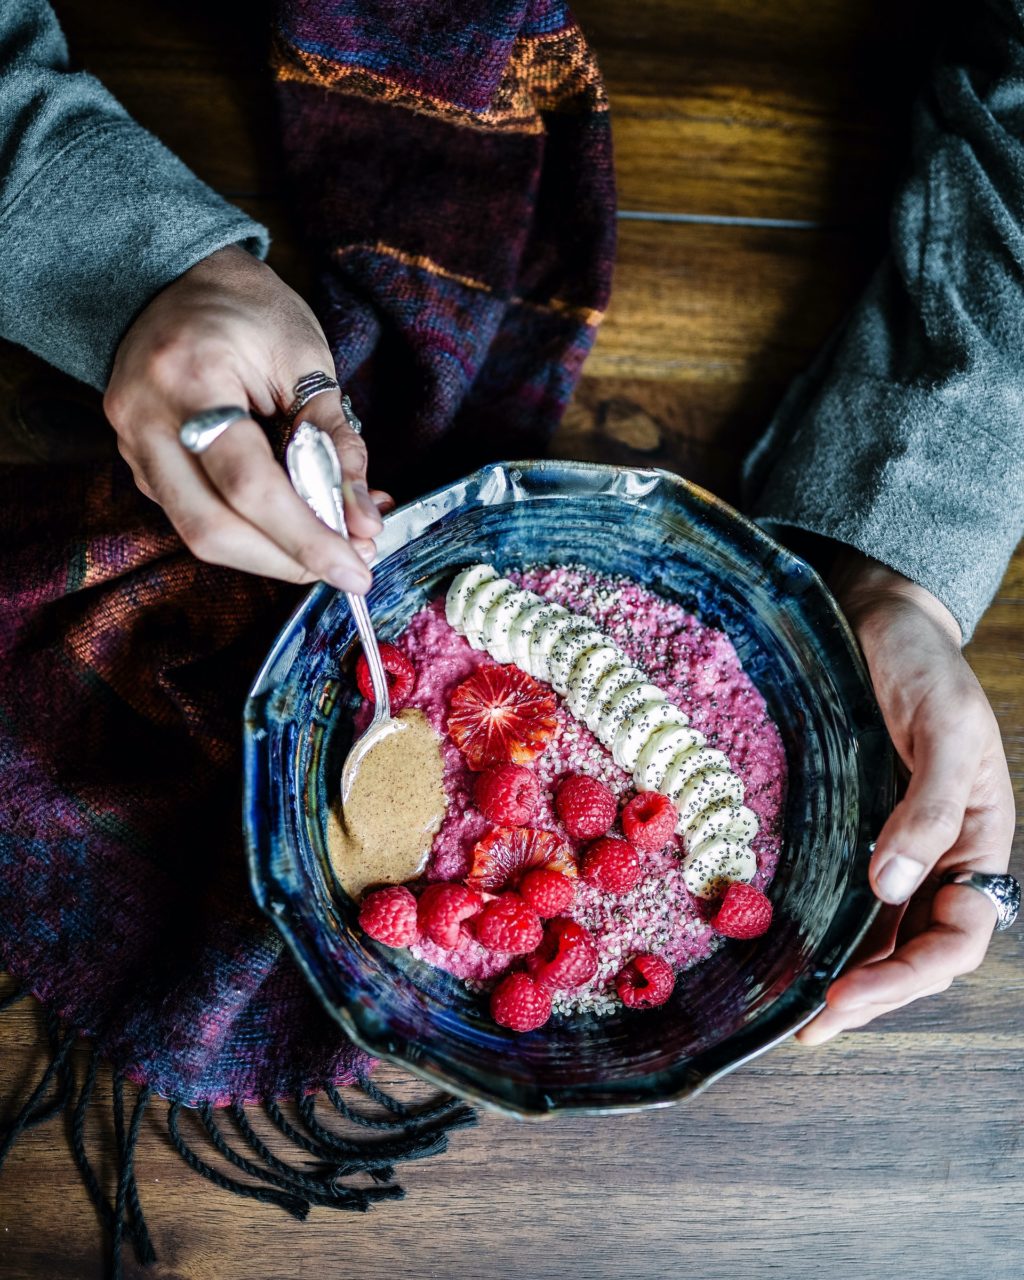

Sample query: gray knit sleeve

[742,0,1024,643]
[0,1,269,391]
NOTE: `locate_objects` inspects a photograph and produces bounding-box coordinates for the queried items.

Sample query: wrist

[828,549,962,650]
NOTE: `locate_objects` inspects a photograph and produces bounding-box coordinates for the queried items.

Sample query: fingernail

[876,854,927,904]
[353,540,375,564]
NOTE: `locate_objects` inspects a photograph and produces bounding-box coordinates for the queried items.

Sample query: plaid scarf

[0,2,614,1274]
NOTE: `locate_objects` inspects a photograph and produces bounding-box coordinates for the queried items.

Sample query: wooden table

[2,3,1022,1277]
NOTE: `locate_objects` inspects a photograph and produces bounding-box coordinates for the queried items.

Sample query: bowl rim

[243,459,895,1118]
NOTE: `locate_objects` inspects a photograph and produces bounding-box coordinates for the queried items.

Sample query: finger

[141,435,319,583]
[197,416,371,593]
[869,727,982,904]
[796,976,953,1046]
[292,391,382,540]
[369,489,396,515]
[798,796,1010,1045]
[836,880,996,1010]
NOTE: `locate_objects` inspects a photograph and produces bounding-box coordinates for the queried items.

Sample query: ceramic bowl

[243,461,894,1117]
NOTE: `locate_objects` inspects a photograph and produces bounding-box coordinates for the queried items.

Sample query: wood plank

[572,219,881,383]
[53,0,927,223]
[3,985,1024,1280]
[575,0,927,221]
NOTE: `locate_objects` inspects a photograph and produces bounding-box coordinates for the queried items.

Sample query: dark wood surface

[2,2,1022,1277]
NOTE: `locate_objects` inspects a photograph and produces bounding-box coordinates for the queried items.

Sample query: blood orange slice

[466,827,577,892]
[447,665,557,770]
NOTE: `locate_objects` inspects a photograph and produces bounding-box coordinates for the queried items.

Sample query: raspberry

[358,886,418,948]
[621,791,677,852]
[490,972,552,1033]
[416,883,484,949]
[711,883,773,939]
[581,837,641,894]
[526,919,599,990]
[474,764,540,826]
[473,893,544,954]
[519,867,575,917]
[615,954,675,1008]
[555,774,617,840]
[355,643,415,707]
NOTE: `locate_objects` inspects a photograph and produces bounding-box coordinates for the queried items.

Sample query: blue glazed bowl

[244,461,895,1117]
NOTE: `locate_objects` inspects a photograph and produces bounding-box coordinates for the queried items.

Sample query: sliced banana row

[446,565,761,899]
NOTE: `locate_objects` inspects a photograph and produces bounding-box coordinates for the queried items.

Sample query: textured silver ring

[339,392,363,436]
[179,405,250,455]
[942,870,1020,931]
[286,371,340,423]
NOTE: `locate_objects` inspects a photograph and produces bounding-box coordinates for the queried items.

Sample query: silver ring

[340,392,362,436]
[286,371,340,423]
[179,405,250,454]
[942,871,1020,931]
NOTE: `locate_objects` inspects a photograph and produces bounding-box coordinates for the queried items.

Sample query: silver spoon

[285,421,404,802]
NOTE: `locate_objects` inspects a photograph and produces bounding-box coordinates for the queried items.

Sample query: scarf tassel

[0,989,477,1279]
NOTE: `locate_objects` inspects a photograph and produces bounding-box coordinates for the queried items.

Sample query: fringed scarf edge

[0,986,477,1280]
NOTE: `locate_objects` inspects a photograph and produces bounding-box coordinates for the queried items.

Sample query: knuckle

[291,536,337,578]
[178,515,227,563]
[963,696,994,744]
[961,943,988,975]
[284,562,318,586]
[145,332,236,394]
[337,430,368,470]
[218,463,269,512]
[909,798,963,840]
[102,383,127,426]
[143,334,192,385]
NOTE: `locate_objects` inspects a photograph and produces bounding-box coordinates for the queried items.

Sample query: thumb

[869,725,978,904]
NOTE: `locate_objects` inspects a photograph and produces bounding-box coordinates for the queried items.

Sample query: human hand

[797,551,1016,1045]
[104,244,390,592]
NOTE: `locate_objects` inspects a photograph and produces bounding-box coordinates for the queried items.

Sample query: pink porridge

[352,564,787,1020]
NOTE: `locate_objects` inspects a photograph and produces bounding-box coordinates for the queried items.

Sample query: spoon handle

[285,422,392,721]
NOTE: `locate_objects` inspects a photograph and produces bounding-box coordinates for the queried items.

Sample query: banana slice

[565,644,620,719]
[446,564,498,629]
[507,599,558,667]
[583,662,645,733]
[527,608,577,682]
[462,578,516,649]
[596,679,664,743]
[674,768,745,830]
[634,724,707,792]
[445,565,761,891]
[549,626,607,696]
[661,746,731,801]
[682,837,758,899]
[685,800,759,852]
[613,700,689,773]
[481,588,534,663]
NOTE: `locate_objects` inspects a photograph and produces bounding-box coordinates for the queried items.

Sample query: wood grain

[54,0,927,223]
[2,0,1023,1278]
[3,974,1024,1280]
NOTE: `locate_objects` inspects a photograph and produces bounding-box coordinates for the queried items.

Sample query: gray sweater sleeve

[743,0,1024,643]
[0,1,269,391]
